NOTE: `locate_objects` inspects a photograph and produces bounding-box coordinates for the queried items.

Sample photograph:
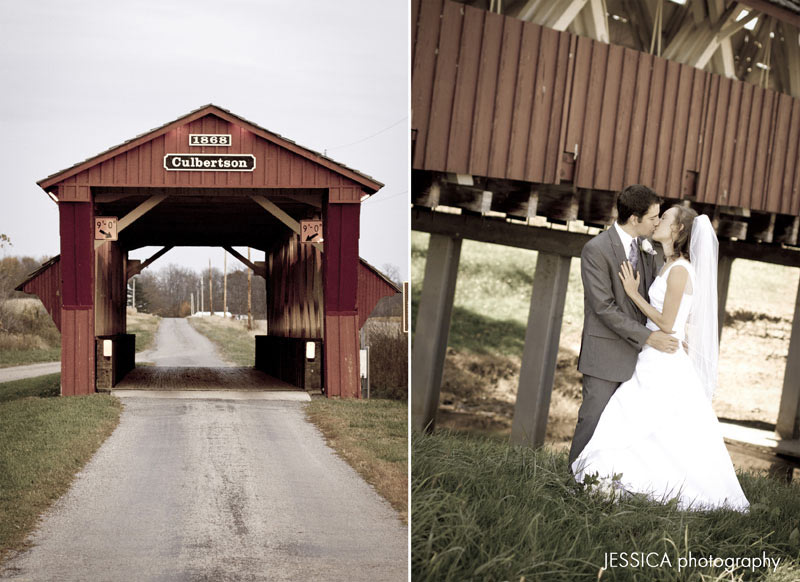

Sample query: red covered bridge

[18,104,398,398]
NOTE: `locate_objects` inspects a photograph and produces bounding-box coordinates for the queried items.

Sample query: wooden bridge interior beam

[126,246,173,279]
[96,194,168,250]
[223,246,267,278]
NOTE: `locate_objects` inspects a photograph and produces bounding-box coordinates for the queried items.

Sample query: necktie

[628,237,639,272]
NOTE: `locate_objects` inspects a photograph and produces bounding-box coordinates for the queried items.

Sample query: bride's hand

[618,261,640,298]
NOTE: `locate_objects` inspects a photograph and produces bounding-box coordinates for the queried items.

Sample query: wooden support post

[322,201,361,398]
[247,247,253,331]
[777,279,800,439]
[411,234,462,432]
[717,254,734,339]
[510,253,572,447]
[59,201,95,396]
[223,251,228,317]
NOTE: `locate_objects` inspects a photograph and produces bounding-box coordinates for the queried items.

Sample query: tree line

[132,264,267,318]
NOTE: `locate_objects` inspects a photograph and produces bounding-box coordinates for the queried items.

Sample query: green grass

[0,375,122,561]
[186,316,255,366]
[0,347,61,369]
[306,398,408,521]
[412,231,584,357]
[127,311,161,353]
[412,430,800,581]
[0,372,60,402]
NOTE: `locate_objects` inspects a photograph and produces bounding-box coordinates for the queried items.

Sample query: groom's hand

[646,330,679,353]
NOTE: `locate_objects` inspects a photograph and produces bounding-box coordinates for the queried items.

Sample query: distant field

[0,299,60,368]
[411,231,800,459]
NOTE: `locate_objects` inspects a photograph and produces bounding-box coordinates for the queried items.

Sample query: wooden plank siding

[412,0,800,215]
[357,262,401,330]
[95,242,126,336]
[266,234,324,339]
[37,104,378,399]
[18,257,61,331]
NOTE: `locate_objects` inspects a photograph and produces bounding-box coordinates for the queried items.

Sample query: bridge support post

[59,198,95,396]
[411,234,462,432]
[322,200,360,398]
[511,252,571,447]
[777,278,800,440]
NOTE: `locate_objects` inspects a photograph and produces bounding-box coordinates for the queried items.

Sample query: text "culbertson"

[163,154,256,172]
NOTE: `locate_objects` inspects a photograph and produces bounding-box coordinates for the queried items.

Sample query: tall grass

[412,431,800,581]
[0,299,61,368]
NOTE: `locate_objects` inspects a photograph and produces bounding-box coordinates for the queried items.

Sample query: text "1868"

[189,134,231,146]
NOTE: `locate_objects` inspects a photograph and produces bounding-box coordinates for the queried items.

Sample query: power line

[363,190,408,204]
[326,117,408,152]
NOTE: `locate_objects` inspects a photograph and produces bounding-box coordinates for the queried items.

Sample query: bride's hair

[667,205,698,261]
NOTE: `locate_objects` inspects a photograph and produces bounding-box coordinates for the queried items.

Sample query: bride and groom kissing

[568,184,749,512]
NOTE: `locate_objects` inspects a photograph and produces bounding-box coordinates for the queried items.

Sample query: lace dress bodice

[645,258,695,341]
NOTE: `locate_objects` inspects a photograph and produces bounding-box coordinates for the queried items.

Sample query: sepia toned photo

[411,0,800,580]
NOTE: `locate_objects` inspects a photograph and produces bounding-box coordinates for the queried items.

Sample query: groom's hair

[617,185,661,224]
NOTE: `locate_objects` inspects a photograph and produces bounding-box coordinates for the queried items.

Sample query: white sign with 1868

[189,134,231,146]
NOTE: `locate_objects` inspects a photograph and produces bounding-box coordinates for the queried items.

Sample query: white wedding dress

[572,258,750,512]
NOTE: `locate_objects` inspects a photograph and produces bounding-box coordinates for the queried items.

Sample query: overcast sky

[0,0,408,280]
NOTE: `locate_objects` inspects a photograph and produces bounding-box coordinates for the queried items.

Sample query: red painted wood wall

[59,201,94,396]
[37,105,379,398]
[412,0,800,214]
[18,258,62,331]
[323,201,361,398]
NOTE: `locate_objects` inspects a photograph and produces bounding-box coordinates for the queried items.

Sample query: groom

[568,185,679,468]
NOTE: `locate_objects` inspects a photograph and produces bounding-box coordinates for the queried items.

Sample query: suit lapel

[607,225,627,269]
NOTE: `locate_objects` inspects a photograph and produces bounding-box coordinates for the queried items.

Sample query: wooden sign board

[95,217,118,241]
[300,220,323,243]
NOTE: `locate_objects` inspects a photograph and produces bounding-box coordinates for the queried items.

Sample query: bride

[571,205,750,512]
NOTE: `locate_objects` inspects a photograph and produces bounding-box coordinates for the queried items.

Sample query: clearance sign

[163,154,256,171]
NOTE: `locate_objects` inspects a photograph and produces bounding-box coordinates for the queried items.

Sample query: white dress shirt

[613,221,636,263]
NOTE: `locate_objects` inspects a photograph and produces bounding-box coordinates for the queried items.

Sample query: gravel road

[137,317,230,367]
[0,398,407,581]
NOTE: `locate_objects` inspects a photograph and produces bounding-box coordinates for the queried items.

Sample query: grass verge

[0,347,61,369]
[412,430,800,581]
[0,375,122,562]
[127,311,161,353]
[186,316,260,366]
[306,398,408,523]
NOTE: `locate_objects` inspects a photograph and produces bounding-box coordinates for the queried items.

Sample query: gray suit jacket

[577,227,660,383]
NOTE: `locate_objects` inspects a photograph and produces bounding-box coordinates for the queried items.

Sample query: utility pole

[190,292,194,315]
[247,247,253,330]
[223,250,228,318]
[132,277,136,310]
[200,281,204,314]
[209,258,214,316]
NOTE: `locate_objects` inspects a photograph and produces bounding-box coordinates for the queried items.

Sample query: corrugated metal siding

[413,0,800,214]
[20,258,61,331]
[266,234,324,339]
[357,263,400,329]
[57,114,364,193]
